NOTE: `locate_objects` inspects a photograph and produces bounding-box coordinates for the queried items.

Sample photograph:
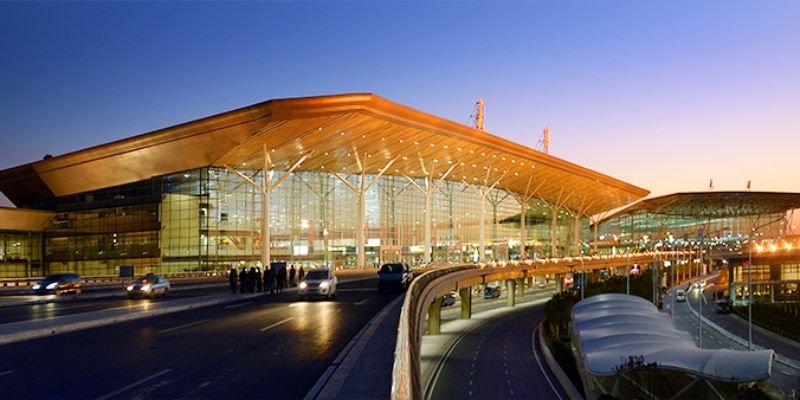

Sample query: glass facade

[1,167,588,277]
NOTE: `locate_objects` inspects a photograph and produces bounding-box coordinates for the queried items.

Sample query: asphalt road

[428,304,565,400]
[0,278,399,400]
[0,287,227,325]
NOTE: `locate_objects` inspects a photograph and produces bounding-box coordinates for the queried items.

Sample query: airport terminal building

[0,94,648,278]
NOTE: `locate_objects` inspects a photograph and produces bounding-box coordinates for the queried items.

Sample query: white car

[298,268,338,299]
[675,289,686,302]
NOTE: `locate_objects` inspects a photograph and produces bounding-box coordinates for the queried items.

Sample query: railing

[390,253,691,399]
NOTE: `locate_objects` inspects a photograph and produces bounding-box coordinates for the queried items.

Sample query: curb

[536,321,584,400]
[682,295,800,370]
[304,294,405,400]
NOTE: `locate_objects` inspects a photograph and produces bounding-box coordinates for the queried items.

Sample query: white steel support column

[404,158,456,265]
[465,168,506,263]
[224,145,312,270]
[423,177,432,264]
[551,208,558,257]
[334,150,398,268]
[512,176,544,260]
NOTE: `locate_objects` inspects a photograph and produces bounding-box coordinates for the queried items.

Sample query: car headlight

[126,285,134,291]
[32,284,41,290]
[46,282,58,290]
[299,282,307,289]
[141,284,151,292]
[319,281,329,289]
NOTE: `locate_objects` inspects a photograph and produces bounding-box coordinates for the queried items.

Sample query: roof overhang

[0,207,55,232]
[0,93,649,214]
[598,191,800,224]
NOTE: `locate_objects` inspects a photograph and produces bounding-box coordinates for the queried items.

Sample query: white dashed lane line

[0,370,14,377]
[259,317,294,332]
[159,319,210,334]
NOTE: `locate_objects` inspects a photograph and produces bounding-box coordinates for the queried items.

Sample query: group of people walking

[228,264,305,295]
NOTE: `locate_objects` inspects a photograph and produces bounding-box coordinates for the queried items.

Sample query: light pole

[626,252,631,295]
[747,237,753,351]
[580,254,585,300]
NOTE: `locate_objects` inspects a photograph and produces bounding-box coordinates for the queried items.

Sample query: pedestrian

[267,266,276,295]
[248,267,257,293]
[298,266,305,282]
[289,265,297,287]
[277,265,287,294]
[256,267,263,292]
[229,267,238,294]
[239,265,247,294]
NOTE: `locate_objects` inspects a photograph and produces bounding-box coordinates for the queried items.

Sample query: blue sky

[1,1,798,207]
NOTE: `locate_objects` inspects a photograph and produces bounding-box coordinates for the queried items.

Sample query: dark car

[441,291,457,307]
[377,263,412,293]
[126,274,170,298]
[483,284,501,299]
[32,273,82,295]
[715,298,732,314]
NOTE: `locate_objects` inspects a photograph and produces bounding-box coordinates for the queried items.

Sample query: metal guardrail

[391,265,474,400]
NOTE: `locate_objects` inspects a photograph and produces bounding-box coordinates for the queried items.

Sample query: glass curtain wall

[12,166,585,276]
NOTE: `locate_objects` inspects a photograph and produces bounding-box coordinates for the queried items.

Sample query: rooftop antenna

[468,98,486,132]
[746,180,752,191]
[708,179,714,191]
[535,126,550,154]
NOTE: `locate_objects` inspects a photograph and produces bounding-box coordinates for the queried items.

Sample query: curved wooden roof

[0,93,648,215]
[599,191,800,223]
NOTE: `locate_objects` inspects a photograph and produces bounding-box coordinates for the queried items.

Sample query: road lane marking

[337,288,376,292]
[353,299,368,306]
[95,369,172,400]
[260,317,294,332]
[0,370,14,377]
[159,319,210,334]
[225,301,252,309]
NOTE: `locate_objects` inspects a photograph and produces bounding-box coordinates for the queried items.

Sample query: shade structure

[572,293,773,383]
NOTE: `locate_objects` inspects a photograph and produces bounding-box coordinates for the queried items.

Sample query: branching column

[465,168,507,262]
[404,158,457,264]
[511,176,544,260]
[224,145,312,269]
[332,150,398,268]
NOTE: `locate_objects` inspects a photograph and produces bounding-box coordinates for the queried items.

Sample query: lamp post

[747,240,753,351]
[626,252,631,295]
[580,254,585,300]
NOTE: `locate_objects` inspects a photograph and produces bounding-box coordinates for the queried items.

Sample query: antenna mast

[468,98,486,132]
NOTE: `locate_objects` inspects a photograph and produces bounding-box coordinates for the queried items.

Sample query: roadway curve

[0,278,399,400]
[428,304,567,400]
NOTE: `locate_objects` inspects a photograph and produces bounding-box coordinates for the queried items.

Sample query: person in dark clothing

[229,267,238,294]
[277,266,287,294]
[248,267,257,293]
[289,265,297,287]
[298,266,305,283]
[256,267,263,292]
[239,266,247,294]
[266,266,276,295]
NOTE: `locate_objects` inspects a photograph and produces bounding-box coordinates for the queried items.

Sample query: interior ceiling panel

[0,93,649,214]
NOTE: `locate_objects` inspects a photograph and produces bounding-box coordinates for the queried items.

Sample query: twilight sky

[1,1,798,208]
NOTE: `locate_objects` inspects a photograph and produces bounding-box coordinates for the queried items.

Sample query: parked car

[377,263,412,293]
[715,298,732,314]
[675,289,686,302]
[441,291,457,307]
[299,268,338,299]
[484,284,501,299]
[127,274,170,298]
[32,273,82,295]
